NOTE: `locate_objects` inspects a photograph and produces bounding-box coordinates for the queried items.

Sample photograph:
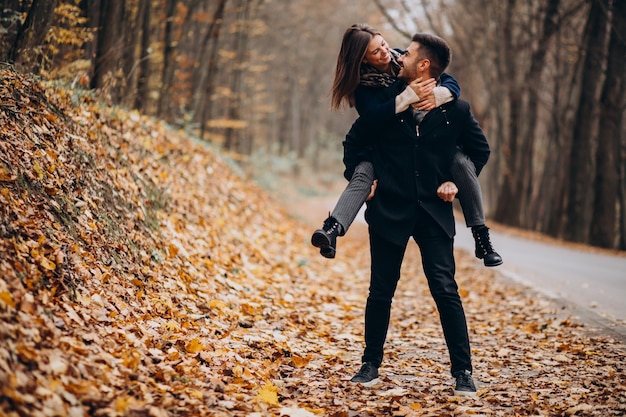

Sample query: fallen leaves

[0,67,625,417]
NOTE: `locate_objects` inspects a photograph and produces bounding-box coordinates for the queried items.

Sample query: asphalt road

[454,220,626,341]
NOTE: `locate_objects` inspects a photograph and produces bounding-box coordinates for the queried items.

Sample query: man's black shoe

[350,362,379,386]
[472,225,503,267]
[311,215,342,259]
[453,370,477,397]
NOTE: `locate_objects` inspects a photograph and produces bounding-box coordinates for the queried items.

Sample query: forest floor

[1,68,625,417]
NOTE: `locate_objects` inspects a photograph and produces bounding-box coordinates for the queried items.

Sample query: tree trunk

[92,0,124,97]
[0,0,23,62]
[134,0,151,112]
[156,0,177,119]
[80,0,100,82]
[194,0,228,138]
[120,0,143,107]
[223,0,252,153]
[9,0,58,72]
[493,0,522,226]
[522,0,560,229]
[564,0,609,243]
[589,0,626,248]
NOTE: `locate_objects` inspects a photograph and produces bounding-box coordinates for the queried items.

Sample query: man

[346,33,491,397]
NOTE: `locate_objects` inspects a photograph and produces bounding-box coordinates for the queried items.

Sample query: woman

[311,24,501,267]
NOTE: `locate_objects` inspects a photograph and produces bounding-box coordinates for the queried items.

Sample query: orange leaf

[0,291,15,308]
[186,338,204,353]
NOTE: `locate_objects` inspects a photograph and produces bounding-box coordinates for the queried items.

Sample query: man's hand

[366,179,378,201]
[437,181,458,202]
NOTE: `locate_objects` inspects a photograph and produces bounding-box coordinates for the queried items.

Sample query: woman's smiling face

[363,34,391,72]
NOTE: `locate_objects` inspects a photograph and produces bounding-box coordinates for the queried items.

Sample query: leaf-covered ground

[0,68,625,417]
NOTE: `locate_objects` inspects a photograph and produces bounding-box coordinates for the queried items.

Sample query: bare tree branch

[372,0,412,38]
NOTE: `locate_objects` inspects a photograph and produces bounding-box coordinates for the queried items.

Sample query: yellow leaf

[115,396,131,413]
[33,161,44,179]
[38,256,56,271]
[256,382,279,406]
[165,320,180,331]
[188,389,204,400]
[0,291,15,308]
[167,350,181,361]
[208,300,227,310]
[409,403,422,410]
[186,338,204,353]
[122,350,142,371]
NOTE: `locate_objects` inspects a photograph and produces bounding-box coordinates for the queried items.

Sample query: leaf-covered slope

[1,68,625,417]
[0,68,336,416]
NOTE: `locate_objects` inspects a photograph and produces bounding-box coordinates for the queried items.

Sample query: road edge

[495,268,626,348]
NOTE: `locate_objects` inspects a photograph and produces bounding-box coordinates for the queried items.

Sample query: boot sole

[350,377,379,387]
[453,389,477,397]
[311,230,331,248]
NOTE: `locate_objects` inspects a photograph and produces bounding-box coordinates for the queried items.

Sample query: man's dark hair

[411,33,451,79]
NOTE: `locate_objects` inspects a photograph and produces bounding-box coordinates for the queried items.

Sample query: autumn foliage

[1,69,625,416]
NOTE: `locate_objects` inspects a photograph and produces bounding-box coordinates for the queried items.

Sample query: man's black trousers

[362,207,472,377]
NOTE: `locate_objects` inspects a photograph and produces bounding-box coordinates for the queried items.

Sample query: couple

[312,25,498,396]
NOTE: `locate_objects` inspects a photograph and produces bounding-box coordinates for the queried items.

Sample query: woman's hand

[409,78,437,111]
[437,181,458,202]
[366,179,378,201]
[409,78,436,100]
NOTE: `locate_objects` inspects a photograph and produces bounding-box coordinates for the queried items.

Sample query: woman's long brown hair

[330,24,380,109]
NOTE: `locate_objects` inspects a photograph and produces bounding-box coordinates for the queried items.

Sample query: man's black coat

[343,80,491,246]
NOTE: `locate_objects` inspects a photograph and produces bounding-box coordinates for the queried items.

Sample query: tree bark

[564,0,610,243]
[120,0,143,107]
[9,0,58,72]
[0,0,23,62]
[194,0,228,137]
[134,0,151,112]
[522,0,561,229]
[80,0,100,82]
[156,0,178,119]
[493,0,521,226]
[223,0,252,153]
[590,0,626,248]
[92,0,124,96]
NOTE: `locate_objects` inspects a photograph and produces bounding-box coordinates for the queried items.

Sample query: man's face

[398,42,421,82]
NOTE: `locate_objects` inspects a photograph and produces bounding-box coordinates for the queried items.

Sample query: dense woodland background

[0,0,625,250]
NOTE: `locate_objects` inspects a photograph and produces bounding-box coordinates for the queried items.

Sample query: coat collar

[400,105,448,138]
